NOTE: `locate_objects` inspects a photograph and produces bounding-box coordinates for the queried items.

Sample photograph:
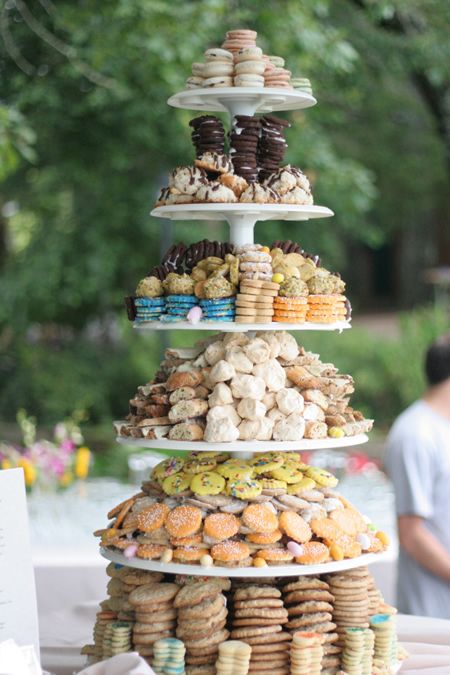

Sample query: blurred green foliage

[0,1,449,431]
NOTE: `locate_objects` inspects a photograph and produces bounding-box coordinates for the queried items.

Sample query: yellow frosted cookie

[305,466,338,488]
[287,477,317,493]
[259,478,288,490]
[162,472,191,495]
[217,459,254,481]
[271,465,305,484]
[251,453,284,474]
[183,458,217,474]
[190,471,226,495]
[152,457,186,483]
[227,478,262,500]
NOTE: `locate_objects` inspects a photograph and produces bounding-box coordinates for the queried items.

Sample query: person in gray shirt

[385,332,450,618]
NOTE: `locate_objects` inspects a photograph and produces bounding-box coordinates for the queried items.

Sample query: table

[40,610,450,674]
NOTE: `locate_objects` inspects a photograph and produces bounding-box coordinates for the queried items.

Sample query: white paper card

[0,469,40,660]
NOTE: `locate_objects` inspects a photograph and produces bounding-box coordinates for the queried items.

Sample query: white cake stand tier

[116,433,368,453]
[168,87,316,117]
[133,320,350,333]
[151,204,333,248]
[101,548,391,578]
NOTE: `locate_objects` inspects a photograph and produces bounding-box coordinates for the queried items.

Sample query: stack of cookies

[128,582,179,663]
[282,577,340,671]
[199,297,236,322]
[221,29,257,55]
[273,296,308,323]
[234,47,266,88]
[174,579,230,671]
[341,626,375,674]
[133,297,166,322]
[290,631,324,675]
[189,115,225,158]
[229,116,260,183]
[165,294,198,321]
[370,614,397,668]
[367,571,384,614]
[102,622,133,658]
[306,294,348,324]
[230,584,291,674]
[152,637,186,675]
[325,568,370,648]
[258,115,290,182]
[236,244,273,282]
[263,56,293,89]
[235,280,279,324]
[215,640,252,674]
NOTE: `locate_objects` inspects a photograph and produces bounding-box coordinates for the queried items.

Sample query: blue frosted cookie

[165,294,197,306]
[202,309,235,318]
[199,297,236,308]
[203,315,235,322]
[134,297,165,307]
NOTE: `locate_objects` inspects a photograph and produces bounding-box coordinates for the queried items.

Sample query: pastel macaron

[204,47,234,63]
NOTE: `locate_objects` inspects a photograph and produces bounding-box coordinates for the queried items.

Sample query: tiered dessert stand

[102,86,389,585]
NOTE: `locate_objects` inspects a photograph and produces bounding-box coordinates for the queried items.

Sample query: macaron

[204,48,234,63]
[203,76,233,88]
[235,60,266,76]
[234,74,264,87]
[203,61,234,78]
[235,46,263,62]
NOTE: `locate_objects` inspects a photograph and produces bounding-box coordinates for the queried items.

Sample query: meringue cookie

[256,332,281,359]
[272,413,305,441]
[222,332,249,348]
[276,388,304,416]
[204,340,226,366]
[237,398,266,420]
[225,345,253,373]
[267,407,286,423]
[230,374,266,400]
[238,417,274,441]
[262,391,277,411]
[244,337,272,364]
[207,404,241,427]
[252,359,286,392]
[303,402,325,421]
[276,332,300,361]
[210,359,236,383]
[204,417,239,443]
[208,382,234,407]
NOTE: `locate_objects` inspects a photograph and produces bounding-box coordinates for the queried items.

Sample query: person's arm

[398,515,450,583]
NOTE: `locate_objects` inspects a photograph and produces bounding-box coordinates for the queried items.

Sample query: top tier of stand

[168,87,316,118]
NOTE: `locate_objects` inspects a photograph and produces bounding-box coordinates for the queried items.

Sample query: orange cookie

[211,540,250,562]
[246,530,283,545]
[273,315,306,324]
[273,297,307,307]
[170,534,204,547]
[172,547,210,562]
[308,294,343,305]
[136,544,166,559]
[294,541,330,564]
[329,508,366,535]
[137,503,170,532]
[242,504,279,533]
[204,512,240,541]
[256,549,294,563]
[332,534,362,558]
[165,505,203,538]
[310,517,343,542]
[279,511,312,543]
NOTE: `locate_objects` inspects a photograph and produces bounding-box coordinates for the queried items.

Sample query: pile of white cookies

[186,29,293,90]
[116,331,373,443]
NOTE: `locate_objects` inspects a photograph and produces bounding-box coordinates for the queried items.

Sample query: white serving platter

[168,87,316,117]
[101,548,391,578]
[115,434,368,453]
[133,320,351,333]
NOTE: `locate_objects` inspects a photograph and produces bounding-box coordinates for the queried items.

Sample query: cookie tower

[92,29,402,675]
